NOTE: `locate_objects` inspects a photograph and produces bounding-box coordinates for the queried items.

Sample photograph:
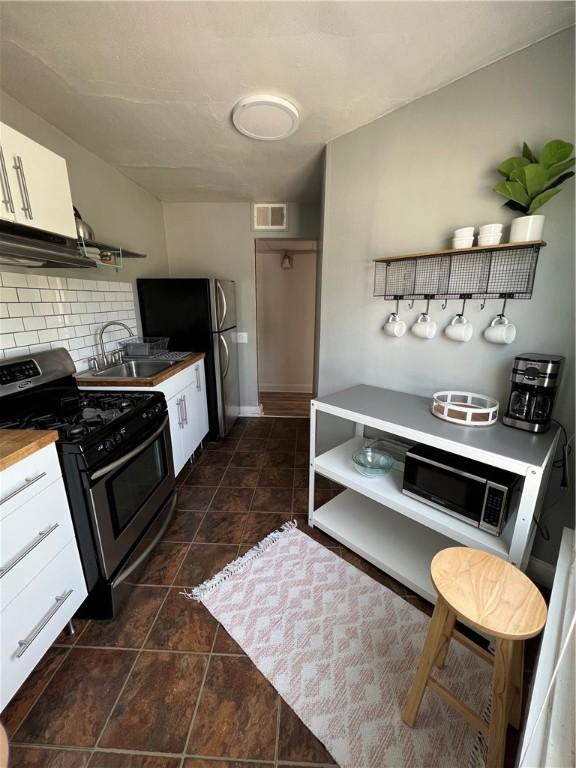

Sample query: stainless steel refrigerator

[137,278,240,438]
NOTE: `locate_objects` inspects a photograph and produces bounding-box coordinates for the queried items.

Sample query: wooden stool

[402,547,547,768]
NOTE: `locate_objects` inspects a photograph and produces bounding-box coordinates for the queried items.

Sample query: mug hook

[457,297,467,317]
[407,298,415,310]
[440,298,448,311]
[479,298,487,311]
[499,297,508,317]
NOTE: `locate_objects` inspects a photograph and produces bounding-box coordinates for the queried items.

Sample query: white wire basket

[431,391,499,426]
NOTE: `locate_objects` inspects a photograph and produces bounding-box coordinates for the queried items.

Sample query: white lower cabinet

[0,443,88,709]
[165,361,209,476]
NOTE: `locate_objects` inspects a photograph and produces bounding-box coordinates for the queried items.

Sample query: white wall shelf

[309,385,559,602]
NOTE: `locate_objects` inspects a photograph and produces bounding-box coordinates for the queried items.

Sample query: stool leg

[508,641,524,729]
[434,610,456,669]
[402,597,454,727]
[487,638,514,768]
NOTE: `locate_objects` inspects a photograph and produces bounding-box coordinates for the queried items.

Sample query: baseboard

[259,385,313,393]
[527,556,555,589]
[239,405,263,417]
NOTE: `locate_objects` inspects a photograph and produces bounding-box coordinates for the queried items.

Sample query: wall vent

[252,203,288,231]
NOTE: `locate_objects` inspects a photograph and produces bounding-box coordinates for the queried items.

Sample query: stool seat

[431,547,547,640]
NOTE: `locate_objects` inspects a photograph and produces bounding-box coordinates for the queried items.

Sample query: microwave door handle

[90,416,169,481]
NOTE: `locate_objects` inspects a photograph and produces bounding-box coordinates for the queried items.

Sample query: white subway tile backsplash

[14,331,40,346]
[1,273,28,288]
[40,289,61,302]
[26,275,50,289]
[0,287,18,302]
[38,329,60,343]
[8,303,33,317]
[1,272,135,369]
[48,277,68,289]
[16,288,42,303]
[32,303,55,316]
[23,317,46,331]
[45,315,66,328]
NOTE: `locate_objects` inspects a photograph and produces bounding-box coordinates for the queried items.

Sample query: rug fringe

[180,520,298,602]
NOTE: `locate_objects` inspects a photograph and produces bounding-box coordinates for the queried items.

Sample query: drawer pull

[0,472,47,505]
[16,589,73,658]
[0,523,60,579]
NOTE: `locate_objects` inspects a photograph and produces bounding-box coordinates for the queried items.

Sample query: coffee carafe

[503,353,564,433]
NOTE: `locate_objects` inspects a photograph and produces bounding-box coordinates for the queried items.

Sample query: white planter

[509,215,545,243]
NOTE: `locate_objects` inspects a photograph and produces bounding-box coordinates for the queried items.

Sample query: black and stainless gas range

[0,348,176,619]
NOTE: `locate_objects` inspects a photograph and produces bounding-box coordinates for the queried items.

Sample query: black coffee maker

[503,353,564,433]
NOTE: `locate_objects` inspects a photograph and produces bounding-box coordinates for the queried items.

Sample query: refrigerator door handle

[219,334,230,379]
[216,280,227,330]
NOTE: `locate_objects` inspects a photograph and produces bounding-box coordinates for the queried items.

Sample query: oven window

[107,437,167,536]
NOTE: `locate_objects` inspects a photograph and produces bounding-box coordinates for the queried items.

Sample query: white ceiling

[0,2,573,203]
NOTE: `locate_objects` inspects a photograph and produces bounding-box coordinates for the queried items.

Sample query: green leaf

[510,163,549,196]
[546,157,575,179]
[504,199,528,213]
[494,181,530,207]
[540,140,574,168]
[498,156,530,178]
[522,142,537,163]
[544,171,575,190]
[528,188,561,214]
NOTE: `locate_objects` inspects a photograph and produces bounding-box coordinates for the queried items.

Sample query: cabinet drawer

[1,478,76,609]
[0,444,62,521]
[1,539,87,710]
[153,364,196,401]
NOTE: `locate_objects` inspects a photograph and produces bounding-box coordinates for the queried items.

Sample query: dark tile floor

[2,416,527,768]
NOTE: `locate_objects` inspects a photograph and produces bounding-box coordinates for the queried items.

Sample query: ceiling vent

[253,203,287,231]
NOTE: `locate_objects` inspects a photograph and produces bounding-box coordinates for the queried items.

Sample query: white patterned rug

[186,522,491,768]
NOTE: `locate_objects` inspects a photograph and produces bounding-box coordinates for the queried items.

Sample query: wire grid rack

[373,244,541,300]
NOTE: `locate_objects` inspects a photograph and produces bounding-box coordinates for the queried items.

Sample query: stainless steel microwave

[402,444,518,536]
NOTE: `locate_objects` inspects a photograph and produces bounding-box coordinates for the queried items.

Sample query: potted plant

[494,139,574,242]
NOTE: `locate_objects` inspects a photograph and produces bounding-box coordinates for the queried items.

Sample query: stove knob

[114,432,123,444]
[142,411,149,419]
[104,439,114,451]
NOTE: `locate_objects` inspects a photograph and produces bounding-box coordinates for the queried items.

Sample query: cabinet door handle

[13,155,33,219]
[177,396,184,428]
[0,472,47,506]
[182,394,188,425]
[0,145,14,214]
[195,366,201,391]
[0,523,59,579]
[16,590,73,658]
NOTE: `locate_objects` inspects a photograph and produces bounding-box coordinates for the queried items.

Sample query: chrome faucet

[98,321,134,368]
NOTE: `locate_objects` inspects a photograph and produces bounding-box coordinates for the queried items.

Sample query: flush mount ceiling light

[232,95,300,141]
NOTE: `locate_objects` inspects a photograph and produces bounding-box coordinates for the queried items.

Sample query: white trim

[527,555,556,589]
[239,405,263,417]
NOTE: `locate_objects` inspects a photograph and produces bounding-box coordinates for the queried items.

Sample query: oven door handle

[113,492,177,587]
[90,416,169,482]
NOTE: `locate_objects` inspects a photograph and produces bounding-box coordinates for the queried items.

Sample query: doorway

[255,239,319,417]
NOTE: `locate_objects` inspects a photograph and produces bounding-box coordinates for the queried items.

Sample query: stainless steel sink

[92,360,174,378]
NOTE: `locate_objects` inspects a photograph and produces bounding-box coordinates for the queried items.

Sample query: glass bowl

[352,443,394,478]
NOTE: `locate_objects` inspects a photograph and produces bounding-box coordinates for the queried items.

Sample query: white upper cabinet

[0,122,76,239]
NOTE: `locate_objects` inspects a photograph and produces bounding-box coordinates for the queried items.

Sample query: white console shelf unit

[309,385,559,603]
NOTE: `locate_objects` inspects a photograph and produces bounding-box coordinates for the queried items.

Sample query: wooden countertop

[75,352,205,388]
[0,430,58,472]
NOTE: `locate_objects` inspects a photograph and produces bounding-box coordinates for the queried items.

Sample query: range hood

[0,222,96,269]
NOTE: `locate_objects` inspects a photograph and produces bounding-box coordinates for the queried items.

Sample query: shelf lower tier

[312,489,463,602]
[314,436,515,558]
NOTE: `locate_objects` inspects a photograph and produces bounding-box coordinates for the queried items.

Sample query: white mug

[483,316,516,344]
[383,313,407,337]
[411,313,437,339]
[444,315,473,342]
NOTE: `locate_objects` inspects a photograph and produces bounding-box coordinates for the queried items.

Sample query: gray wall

[318,29,575,564]
[0,91,169,283]
[163,202,321,409]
